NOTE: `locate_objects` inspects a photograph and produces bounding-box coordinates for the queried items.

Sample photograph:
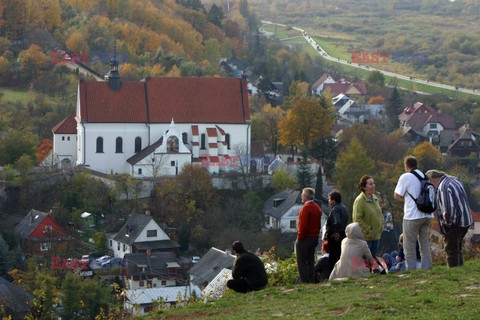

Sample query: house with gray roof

[189,248,235,289]
[263,189,329,233]
[124,285,201,315]
[0,277,34,320]
[124,252,182,289]
[14,209,72,256]
[108,212,180,258]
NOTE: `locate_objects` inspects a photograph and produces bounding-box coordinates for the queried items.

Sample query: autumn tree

[36,139,53,163]
[258,104,285,155]
[0,56,11,84]
[386,86,403,133]
[411,142,443,171]
[18,44,50,80]
[279,95,335,150]
[66,31,89,53]
[368,96,385,104]
[335,137,375,214]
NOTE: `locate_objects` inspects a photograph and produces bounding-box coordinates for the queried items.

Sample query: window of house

[138,168,142,175]
[153,283,157,287]
[44,225,52,234]
[62,136,65,141]
[109,240,112,247]
[182,132,188,144]
[123,244,126,252]
[135,137,142,153]
[430,123,437,129]
[116,137,123,153]
[161,280,166,286]
[67,136,70,141]
[40,242,51,251]
[117,242,120,251]
[201,134,206,150]
[290,220,296,229]
[225,134,230,150]
[171,161,175,166]
[139,281,144,287]
[96,137,104,153]
[147,230,157,237]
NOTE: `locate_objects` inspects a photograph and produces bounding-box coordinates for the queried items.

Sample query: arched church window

[182,132,188,144]
[225,134,231,150]
[96,137,103,153]
[116,137,123,153]
[135,137,142,153]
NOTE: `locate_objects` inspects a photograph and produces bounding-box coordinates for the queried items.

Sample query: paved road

[262,20,480,97]
[64,62,104,81]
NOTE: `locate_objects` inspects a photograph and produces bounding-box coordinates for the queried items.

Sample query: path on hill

[262,21,480,97]
[64,62,104,81]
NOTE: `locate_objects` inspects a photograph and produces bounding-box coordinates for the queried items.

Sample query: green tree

[314,167,323,201]
[92,231,106,252]
[297,149,313,188]
[0,236,10,278]
[207,4,224,27]
[204,38,221,65]
[0,128,38,165]
[61,273,81,319]
[272,169,299,192]
[385,87,403,133]
[335,138,375,214]
[367,70,385,87]
[14,154,33,185]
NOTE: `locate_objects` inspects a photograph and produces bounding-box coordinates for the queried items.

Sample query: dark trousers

[296,237,318,283]
[227,279,265,293]
[444,225,469,267]
[327,238,342,272]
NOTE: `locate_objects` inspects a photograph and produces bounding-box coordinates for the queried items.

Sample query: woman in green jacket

[352,175,383,258]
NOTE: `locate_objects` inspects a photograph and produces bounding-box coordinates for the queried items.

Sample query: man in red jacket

[296,187,322,283]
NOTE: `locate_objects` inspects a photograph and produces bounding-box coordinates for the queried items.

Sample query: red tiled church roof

[51,114,77,134]
[78,77,250,124]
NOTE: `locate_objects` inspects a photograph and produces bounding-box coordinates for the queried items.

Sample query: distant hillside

[140,258,480,319]
[0,0,256,82]
[249,0,480,89]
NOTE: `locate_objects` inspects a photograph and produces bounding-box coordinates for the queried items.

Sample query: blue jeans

[367,240,379,258]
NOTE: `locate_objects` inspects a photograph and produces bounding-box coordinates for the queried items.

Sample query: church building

[52,52,251,177]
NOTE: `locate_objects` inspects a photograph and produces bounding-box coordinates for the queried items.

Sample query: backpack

[407,170,437,214]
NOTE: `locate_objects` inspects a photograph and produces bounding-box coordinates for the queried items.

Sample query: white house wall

[82,123,149,174]
[133,153,191,177]
[53,133,77,165]
[128,278,176,290]
[134,219,170,243]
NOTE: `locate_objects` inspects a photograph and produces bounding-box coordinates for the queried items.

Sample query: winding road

[262,21,479,97]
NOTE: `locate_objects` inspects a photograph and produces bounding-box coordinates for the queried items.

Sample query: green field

[266,24,480,100]
[0,87,31,103]
[140,258,480,319]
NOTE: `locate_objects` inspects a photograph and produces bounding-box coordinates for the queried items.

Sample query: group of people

[226,155,473,293]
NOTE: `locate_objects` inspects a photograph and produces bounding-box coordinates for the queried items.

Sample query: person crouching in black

[227,241,268,293]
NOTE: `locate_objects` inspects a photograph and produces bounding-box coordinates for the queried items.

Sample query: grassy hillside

[140,258,480,319]
[251,0,480,90]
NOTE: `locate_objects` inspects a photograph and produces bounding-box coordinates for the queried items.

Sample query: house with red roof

[51,56,251,176]
[398,102,456,140]
[14,209,73,256]
[323,81,368,97]
[312,73,335,96]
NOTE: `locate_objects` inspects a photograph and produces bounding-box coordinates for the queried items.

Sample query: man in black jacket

[324,191,349,272]
[227,241,268,293]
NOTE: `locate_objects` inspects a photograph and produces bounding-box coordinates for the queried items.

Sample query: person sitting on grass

[329,223,374,280]
[227,241,268,293]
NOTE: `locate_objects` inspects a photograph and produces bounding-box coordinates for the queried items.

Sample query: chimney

[146,249,152,256]
[144,209,151,216]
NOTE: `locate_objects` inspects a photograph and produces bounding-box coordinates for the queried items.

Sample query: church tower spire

[106,38,121,91]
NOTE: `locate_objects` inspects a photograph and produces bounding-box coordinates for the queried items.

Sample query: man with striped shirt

[426,170,473,267]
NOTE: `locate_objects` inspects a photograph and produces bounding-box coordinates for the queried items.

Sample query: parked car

[191,256,200,264]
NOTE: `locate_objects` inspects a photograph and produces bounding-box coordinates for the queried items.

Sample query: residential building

[189,248,235,289]
[398,102,455,140]
[13,209,73,256]
[124,285,201,315]
[124,252,182,289]
[108,211,180,258]
[312,73,335,96]
[0,277,34,320]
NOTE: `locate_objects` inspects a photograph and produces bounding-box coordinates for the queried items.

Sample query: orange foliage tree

[36,139,53,162]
